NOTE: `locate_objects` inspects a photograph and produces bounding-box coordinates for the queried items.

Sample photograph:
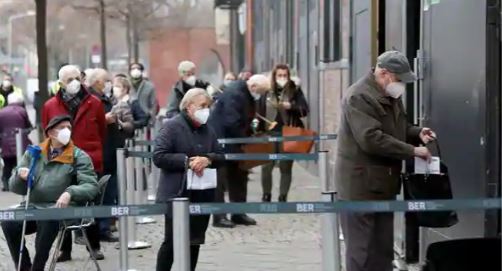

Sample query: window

[321,0,342,62]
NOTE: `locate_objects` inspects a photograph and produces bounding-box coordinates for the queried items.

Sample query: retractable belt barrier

[0,198,499,222]
[126,151,319,161]
[131,133,338,146]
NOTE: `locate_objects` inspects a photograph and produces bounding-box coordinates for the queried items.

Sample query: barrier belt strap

[128,134,338,146]
[0,198,499,221]
[126,152,319,161]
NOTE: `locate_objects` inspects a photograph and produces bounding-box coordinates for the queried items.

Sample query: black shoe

[90,249,105,260]
[56,251,72,262]
[100,231,119,242]
[1,187,8,192]
[231,214,257,226]
[213,216,236,228]
[278,194,287,202]
[262,193,271,202]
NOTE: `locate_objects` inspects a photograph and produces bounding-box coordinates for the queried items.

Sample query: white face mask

[385,82,406,99]
[2,80,12,88]
[56,127,72,145]
[113,86,123,99]
[103,81,112,94]
[130,69,142,79]
[276,78,288,88]
[193,108,210,124]
[184,75,196,86]
[251,91,261,101]
[66,79,81,95]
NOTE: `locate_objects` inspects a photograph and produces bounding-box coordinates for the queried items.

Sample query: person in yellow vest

[0,74,23,108]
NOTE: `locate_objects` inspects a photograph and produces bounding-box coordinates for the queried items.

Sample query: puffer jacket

[9,139,99,208]
[0,103,32,158]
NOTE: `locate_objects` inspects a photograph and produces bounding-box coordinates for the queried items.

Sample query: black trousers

[2,220,60,271]
[2,156,16,190]
[340,212,394,271]
[215,166,228,203]
[226,162,248,203]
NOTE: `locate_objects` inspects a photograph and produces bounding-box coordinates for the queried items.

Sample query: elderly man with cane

[1,115,99,271]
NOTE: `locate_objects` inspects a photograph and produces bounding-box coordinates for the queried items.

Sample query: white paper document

[414,156,441,174]
[186,169,217,190]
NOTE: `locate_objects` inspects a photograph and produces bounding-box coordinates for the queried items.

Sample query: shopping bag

[403,140,458,228]
[239,134,275,170]
[281,125,316,153]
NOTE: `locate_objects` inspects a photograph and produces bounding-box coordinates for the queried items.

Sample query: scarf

[60,88,87,119]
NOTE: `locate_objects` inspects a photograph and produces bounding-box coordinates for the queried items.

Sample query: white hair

[178,60,196,76]
[179,88,211,111]
[87,68,108,87]
[58,65,81,82]
[248,74,270,87]
[7,93,23,104]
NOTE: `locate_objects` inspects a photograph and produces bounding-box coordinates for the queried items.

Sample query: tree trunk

[99,0,108,69]
[126,13,132,63]
[35,0,48,140]
[132,15,139,63]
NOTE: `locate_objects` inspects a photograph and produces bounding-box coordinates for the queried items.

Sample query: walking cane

[17,145,41,271]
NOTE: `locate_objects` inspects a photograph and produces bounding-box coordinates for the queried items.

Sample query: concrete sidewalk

[0,163,324,271]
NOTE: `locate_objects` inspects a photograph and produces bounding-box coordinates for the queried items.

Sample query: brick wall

[148,27,230,107]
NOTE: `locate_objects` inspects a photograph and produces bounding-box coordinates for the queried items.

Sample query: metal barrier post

[125,141,151,249]
[134,143,155,224]
[116,149,130,271]
[319,151,341,271]
[148,126,158,202]
[15,128,23,162]
[172,198,190,271]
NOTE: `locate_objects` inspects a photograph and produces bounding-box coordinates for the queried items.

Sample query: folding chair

[48,174,111,271]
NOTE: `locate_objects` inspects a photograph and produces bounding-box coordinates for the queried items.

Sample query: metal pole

[116,149,129,271]
[8,17,12,71]
[126,140,150,249]
[15,128,23,163]
[319,151,341,271]
[135,144,155,224]
[172,198,190,271]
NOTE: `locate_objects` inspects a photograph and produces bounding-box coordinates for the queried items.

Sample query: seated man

[1,115,99,271]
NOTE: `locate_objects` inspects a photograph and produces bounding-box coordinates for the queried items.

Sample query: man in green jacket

[334,51,436,271]
[1,114,98,271]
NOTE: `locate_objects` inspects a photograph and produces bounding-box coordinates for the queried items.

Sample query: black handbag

[402,140,458,228]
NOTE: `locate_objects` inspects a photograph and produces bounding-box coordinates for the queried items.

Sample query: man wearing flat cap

[334,51,437,271]
[1,115,98,271]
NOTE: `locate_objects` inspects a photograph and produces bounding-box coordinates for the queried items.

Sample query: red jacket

[42,88,106,173]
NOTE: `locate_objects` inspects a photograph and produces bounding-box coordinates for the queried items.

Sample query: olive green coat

[334,72,422,200]
[9,139,99,208]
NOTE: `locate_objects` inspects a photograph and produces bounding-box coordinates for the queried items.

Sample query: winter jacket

[131,79,158,120]
[9,139,99,208]
[207,80,256,153]
[0,103,32,158]
[42,87,107,173]
[129,99,149,129]
[165,79,211,118]
[153,111,224,202]
[0,85,23,108]
[334,71,422,200]
[257,81,309,131]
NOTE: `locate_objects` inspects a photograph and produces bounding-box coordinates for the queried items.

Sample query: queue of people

[0,59,316,270]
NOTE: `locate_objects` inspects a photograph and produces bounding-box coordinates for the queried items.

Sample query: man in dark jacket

[165,60,213,118]
[207,74,270,227]
[335,51,436,271]
[0,93,31,191]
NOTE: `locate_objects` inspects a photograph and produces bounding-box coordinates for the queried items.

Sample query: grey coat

[334,71,422,200]
[131,79,157,119]
[153,112,224,202]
